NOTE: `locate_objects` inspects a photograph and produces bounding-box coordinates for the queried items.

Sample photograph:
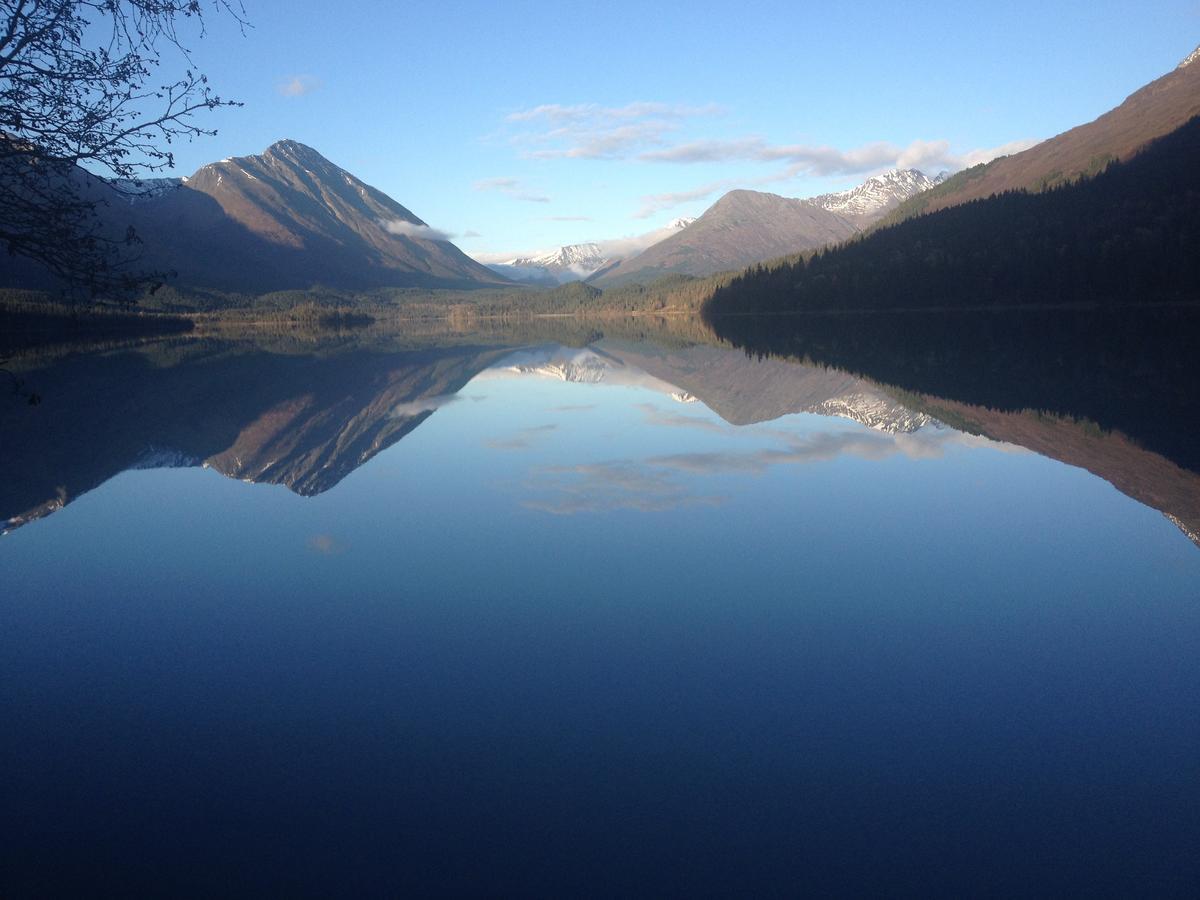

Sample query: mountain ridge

[2,140,510,295]
[883,47,1200,223]
[488,217,696,285]
[594,168,937,286]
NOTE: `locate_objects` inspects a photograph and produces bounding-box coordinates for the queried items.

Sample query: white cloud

[279,75,320,97]
[501,100,1032,175]
[639,135,1038,176]
[953,138,1041,168]
[471,219,695,267]
[592,223,692,259]
[382,220,456,241]
[471,249,529,265]
[506,102,723,124]
[503,101,725,161]
[630,137,1041,217]
[389,394,461,418]
[523,460,726,515]
[633,181,731,219]
[529,122,679,160]
[474,176,550,203]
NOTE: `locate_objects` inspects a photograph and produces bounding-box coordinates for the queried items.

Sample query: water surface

[2,323,1198,895]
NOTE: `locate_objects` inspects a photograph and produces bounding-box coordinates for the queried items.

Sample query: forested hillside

[704,116,1200,315]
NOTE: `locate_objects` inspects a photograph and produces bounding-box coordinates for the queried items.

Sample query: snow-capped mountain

[498,346,936,434]
[1179,45,1200,69]
[109,176,184,202]
[810,169,940,223]
[507,242,611,282]
[487,217,695,285]
[662,216,695,231]
[504,352,612,384]
[811,392,934,434]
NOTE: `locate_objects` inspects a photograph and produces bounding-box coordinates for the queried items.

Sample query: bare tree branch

[0,0,245,299]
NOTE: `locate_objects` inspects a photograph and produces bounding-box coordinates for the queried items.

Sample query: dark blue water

[2,336,1198,895]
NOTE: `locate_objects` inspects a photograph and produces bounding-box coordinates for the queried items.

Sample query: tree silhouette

[0,0,244,297]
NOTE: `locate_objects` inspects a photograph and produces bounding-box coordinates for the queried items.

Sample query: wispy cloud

[307,534,345,554]
[630,136,1039,217]
[644,427,988,476]
[529,122,676,160]
[639,136,1037,176]
[633,181,733,219]
[519,418,1018,517]
[952,139,1041,168]
[279,75,321,97]
[474,176,551,203]
[500,96,1032,179]
[639,138,907,171]
[382,220,456,241]
[507,102,723,124]
[487,424,558,450]
[503,101,725,160]
[636,403,728,434]
[523,461,726,515]
[389,394,461,418]
[473,218,697,266]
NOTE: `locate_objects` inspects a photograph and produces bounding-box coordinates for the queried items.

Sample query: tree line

[703,115,1200,316]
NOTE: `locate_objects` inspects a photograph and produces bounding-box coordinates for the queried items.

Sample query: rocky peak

[809,169,936,222]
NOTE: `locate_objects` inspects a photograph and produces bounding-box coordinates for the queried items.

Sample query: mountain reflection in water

[3,316,1199,547]
[2,315,1199,896]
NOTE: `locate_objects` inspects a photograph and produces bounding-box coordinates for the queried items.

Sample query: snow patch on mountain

[505,353,613,384]
[508,242,609,277]
[810,169,937,221]
[1164,512,1200,547]
[109,176,183,202]
[483,217,695,284]
[494,347,937,435]
[811,392,935,434]
[1178,45,1200,69]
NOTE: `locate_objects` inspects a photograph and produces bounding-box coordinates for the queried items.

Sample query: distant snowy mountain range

[593,168,948,286]
[500,346,935,434]
[488,217,695,285]
[488,169,947,287]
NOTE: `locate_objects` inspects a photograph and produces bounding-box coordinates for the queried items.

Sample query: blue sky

[155,0,1198,258]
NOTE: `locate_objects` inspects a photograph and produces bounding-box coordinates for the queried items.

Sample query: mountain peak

[1179,45,1200,69]
[510,242,607,270]
[266,138,321,156]
[262,139,335,170]
[145,140,507,291]
[712,189,786,210]
[810,169,935,221]
[489,216,699,285]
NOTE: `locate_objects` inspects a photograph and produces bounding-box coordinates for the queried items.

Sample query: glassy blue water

[2,337,1198,895]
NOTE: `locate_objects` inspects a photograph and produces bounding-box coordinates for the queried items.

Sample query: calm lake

[2,316,1198,895]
